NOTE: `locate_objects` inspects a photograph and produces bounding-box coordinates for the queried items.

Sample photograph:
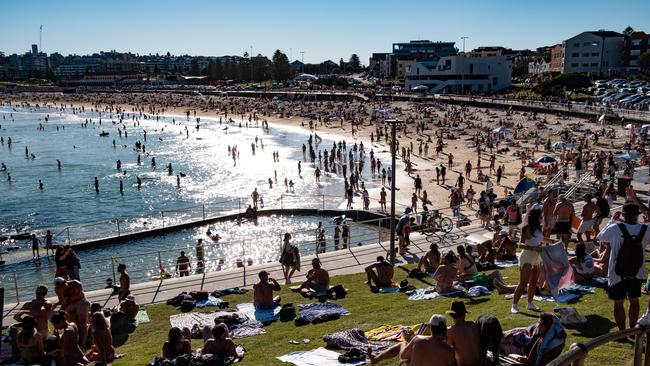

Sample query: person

[365,256,394,292]
[176,251,191,277]
[162,327,191,360]
[118,295,140,320]
[202,323,238,359]
[505,201,521,239]
[379,187,387,212]
[570,243,595,282]
[15,315,45,365]
[400,314,456,366]
[445,301,481,366]
[553,195,575,248]
[433,252,459,293]
[117,263,130,301]
[299,258,330,294]
[503,313,566,366]
[253,271,281,309]
[44,230,54,255]
[54,247,69,278]
[512,209,544,314]
[414,174,422,196]
[342,221,350,249]
[597,204,650,330]
[86,312,115,364]
[418,243,441,273]
[14,285,53,338]
[542,190,557,238]
[64,280,90,348]
[576,194,600,243]
[591,240,610,277]
[195,238,205,262]
[494,230,517,260]
[30,233,41,259]
[279,233,299,283]
[50,310,89,366]
[251,188,259,209]
[456,245,477,281]
[593,190,610,236]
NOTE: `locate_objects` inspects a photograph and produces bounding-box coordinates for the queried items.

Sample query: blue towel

[236,302,281,322]
[195,295,224,308]
[378,287,400,293]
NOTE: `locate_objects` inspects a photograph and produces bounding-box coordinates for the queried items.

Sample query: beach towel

[296,302,349,323]
[229,320,266,339]
[210,287,249,298]
[135,309,150,325]
[196,295,225,308]
[377,287,400,294]
[366,325,407,342]
[467,286,492,297]
[541,243,575,299]
[503,293,580,303]
[236,302,281,323]
[277,347,366,366]
[323,328,392,353]
[407,287,465,300]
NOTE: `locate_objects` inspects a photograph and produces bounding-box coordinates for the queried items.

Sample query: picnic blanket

[297,302,349,323]
[323,328,392,353]
[135,309,150,325]
[407,287,465,301]
[169,310,265,339]
[366,325,410,342]
[277,347,366,366]
[196,295,225,308]
[236,302,281,323]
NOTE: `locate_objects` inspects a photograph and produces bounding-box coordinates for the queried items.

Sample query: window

[632,39,641,46]
[590,63,598,67]
[582,63,589,67]
[574,43,580,47]
[591,53,599,57]
[582,53,590,57]
[572,53,579,57]
[631,50,641,56]
[571,63,579,67]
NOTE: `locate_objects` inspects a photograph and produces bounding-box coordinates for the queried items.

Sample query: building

[368,53,388,78]
[387,40,457,78]
[528,59,550,75]
[562,31,624,77]
[549,44,563,73]
[465,46,522,61]
[622,31,650,74]
[404,56,511,93]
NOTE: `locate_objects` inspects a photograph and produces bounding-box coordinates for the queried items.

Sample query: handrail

[548,327,649,366]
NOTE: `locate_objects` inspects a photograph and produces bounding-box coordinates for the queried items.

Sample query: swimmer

[57,160,61,170]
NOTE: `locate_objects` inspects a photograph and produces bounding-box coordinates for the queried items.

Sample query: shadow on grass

[567,314,616,338]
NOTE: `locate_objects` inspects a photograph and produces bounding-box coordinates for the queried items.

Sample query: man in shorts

[553,195,575,249]
[577,193,600,244]
[598,204,650,330]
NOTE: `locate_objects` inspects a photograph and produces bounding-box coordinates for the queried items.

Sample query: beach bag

[408,268,425,279]
[328,285,347,299]
[279,304,296,322]
[179,299,196,312]
[190,291,209,301]
[615,223,647,278]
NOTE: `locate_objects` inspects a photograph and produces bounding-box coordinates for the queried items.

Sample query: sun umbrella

[536,155,557,164]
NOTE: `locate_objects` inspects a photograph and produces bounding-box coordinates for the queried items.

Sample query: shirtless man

[365,256,394,291]
[418,244,441,273]
[553,195,575,248]
[299,258,330,294]
[53,277,68,310]
[117,263,130,301]
[577,194,600,243]
[433,253,459,293]
[253,271,281,309]
[400,314,456,366]
[445,301,481,366]
[494,230,517,260]
[542,190,557,238]
[50,311,89,366]
[379,187,387,212]
[202,323,238,359]
[456,246,477,281]
[14,285,53,338]
[64,280,90,348]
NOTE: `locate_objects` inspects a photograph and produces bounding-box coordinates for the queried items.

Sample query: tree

[272,50,291,81]
[251,54,268,82]
[349,54,361,73]
[190,58,200,76]
[240,52,251,83]
[339,58,346,73]
[623,26,635,37]
[638,52,650,75]
[214,60,224,80]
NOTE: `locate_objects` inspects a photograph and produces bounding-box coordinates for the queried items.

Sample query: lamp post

[384,119,402,264]
[250,45,253,83]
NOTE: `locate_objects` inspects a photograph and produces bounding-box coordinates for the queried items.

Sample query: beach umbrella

[536,155,557,164]
[514,178,537,195]
[493,127,509,133]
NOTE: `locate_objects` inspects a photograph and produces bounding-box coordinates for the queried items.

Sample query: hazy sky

[2,0,649,64]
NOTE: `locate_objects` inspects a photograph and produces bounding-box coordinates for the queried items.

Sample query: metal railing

[548,327,650,366]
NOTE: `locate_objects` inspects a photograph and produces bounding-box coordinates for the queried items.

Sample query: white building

[562,31,624,77]
[404,56,511,93]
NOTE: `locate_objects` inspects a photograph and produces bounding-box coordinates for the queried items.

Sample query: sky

[1,0,649,64]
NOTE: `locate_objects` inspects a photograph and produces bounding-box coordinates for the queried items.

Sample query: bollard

[13,271,20,303]
[111,257,117,285]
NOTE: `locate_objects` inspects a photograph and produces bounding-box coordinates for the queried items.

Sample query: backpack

[615,223,647,279]
[279,303,296,322]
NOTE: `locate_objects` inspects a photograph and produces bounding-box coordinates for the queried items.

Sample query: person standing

[117,263,130,301]
[553,195,575,249]
[30,234,41,259]
[598,205,650,330]
[176,251,191,277]
[512,209,544,314]
[279,233,299,284]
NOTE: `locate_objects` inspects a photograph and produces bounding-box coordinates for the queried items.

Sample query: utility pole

[39,25,43,53]
[385,119,401,265]
[461,36,469,53]
[300,51,305,73]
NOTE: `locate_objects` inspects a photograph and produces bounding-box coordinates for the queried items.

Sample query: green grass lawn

[114,265,646,365]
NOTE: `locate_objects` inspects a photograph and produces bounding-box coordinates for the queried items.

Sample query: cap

[623,203,641,216]
[429,314,446,327]
[446,300,469,316]
[54,277,66,286]
[125,294,136,302]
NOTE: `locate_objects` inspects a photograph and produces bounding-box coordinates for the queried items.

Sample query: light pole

[250,45,253,83]
[461,36,469,53]
[384,119,402,264]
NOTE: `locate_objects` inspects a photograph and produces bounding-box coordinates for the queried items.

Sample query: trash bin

[617,176,632,196]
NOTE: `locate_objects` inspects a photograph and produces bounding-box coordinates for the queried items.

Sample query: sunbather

[418,244,441,273]
[299,258,330,294]
[400,314,456,366]
[365,256,394,292]
[433,252,458,293]
[446,301,481,366]
[502,313,566,366]
[253,271,281,309]
[162,327,191,360]
[202,323,238,359]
